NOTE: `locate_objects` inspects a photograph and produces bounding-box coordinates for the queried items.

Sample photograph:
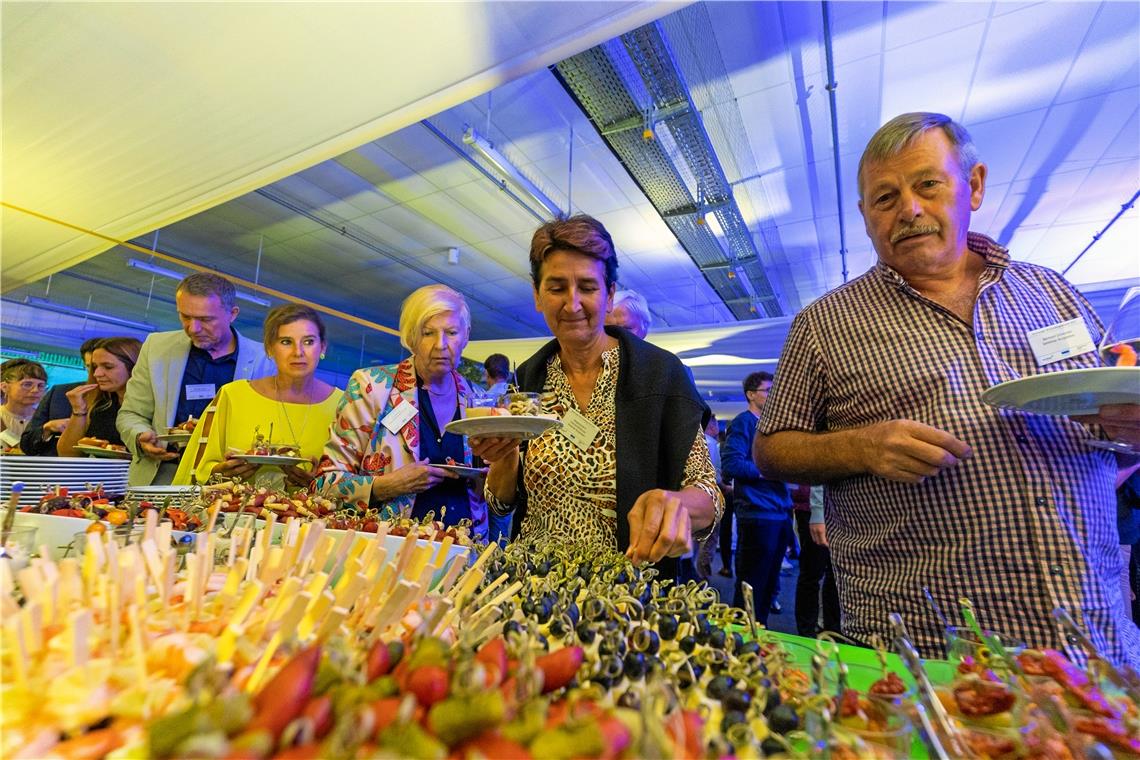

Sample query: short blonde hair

[399,285,471,352]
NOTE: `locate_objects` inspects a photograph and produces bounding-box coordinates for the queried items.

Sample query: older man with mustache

[753,112,1140,667]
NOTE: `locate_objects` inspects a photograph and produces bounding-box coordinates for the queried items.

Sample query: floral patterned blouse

[486,346,721,550]
[313,358,486,536]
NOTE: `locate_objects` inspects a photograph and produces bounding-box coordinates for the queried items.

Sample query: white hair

[612,289,652,336]
[398,285,471,351]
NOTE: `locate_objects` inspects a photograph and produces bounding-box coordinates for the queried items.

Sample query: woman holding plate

[313,285,486,537]
[471,215,722,576]
[175,304,341,489]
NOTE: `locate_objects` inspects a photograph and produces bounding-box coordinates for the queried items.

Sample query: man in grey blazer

[117,272,274,485]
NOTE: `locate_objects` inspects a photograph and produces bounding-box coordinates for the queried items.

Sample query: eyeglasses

[10,380,45,392]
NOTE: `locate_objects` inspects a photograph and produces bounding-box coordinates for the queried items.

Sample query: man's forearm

[753,429,867,485]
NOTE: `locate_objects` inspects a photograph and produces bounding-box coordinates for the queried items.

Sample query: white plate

[73,444,132,460]
[230,453,309,467]
[155,432,192,444]
[981,367,1140,416]
[433,463,488,478]
[444,415,563,441]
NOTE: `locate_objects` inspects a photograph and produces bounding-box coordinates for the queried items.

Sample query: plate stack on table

[0,455,129,506]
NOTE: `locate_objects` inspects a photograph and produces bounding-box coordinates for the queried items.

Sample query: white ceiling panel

[881,23,987,121]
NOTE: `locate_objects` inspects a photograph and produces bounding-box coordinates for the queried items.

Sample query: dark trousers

[794,509,841,637]
[719,490,735,570]
[733,515,794,626]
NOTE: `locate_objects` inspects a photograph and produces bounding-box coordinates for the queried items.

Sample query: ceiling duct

[554,23,783,319]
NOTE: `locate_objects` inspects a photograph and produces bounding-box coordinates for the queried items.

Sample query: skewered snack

[168,418,197,434]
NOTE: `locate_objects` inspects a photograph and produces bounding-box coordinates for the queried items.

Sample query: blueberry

[706,674,735,700]
[549,619,567,637]
[575,623,596,645]
[729,632,744,652]
[623,652,647,680]
[534,560,550,576]
[657,614,679,641]
[737,640,761,657]
[768,704,798,735]
[565,602,580,626]
[614,569,629,585]
[635,629,660,655]
[720,709,747,733]
[504,620,523,636]
[679,635,697,654]
[708,627,727,650]
[534,634,549,651]
[760,737,786,757]
[722,688,752,712]
[677,669,696,690]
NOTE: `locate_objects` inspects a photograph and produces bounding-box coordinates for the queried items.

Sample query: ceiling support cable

[821,1,849,284]
[554,22,783,319]
[1061,188,1140,277]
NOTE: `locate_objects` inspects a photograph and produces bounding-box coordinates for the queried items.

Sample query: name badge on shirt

[1026,318,1096,366]
[381,401,417,434]
[184,383,217,401]
[560,408,599,451]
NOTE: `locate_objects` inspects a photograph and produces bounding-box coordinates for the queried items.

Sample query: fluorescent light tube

[24,296,157,332]
[127,258,271,307]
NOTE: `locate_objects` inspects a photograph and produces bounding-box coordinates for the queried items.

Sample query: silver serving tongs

[1054,606,1140,702]
[741,581,759,640]
[888,612,960,759]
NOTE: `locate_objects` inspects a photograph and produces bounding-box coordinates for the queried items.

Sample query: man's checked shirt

[760,232,1139,667]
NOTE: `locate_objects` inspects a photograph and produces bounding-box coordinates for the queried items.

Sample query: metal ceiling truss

[554,23,783,319]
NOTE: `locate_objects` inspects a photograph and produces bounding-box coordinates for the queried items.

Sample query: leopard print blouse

[487,346,721,550]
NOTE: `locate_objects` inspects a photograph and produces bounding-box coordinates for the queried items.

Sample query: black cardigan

[511,326,709,577]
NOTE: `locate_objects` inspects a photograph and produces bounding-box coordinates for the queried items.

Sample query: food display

[2,497,1137,759]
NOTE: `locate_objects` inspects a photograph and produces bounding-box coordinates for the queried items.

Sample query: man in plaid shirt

[754,112,1140,666]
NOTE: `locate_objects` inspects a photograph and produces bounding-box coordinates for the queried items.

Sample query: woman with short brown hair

[474,214,722,575]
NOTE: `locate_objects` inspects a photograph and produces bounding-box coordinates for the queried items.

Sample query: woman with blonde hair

[314,284,486,536]
[174,303,341,489]
[57,337,142,456]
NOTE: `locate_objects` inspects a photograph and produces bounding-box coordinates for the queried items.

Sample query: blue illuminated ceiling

[5,1,1137,393]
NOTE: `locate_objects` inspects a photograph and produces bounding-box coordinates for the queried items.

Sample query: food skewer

[741,580,758,640]
[1053,606,1140,701]
[0,482,24,552]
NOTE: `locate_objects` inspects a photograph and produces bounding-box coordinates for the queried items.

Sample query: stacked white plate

[0,455,130,506]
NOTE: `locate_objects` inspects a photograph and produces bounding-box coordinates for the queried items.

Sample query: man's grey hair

[857,112,980,197]
[176,272,237,310]
[612,289,652,333]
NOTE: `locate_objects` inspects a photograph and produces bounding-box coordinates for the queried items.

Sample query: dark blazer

[20,382,82,456]
[512,326,708,574]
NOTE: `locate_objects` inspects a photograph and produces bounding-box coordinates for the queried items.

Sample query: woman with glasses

[0,358,48,453]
